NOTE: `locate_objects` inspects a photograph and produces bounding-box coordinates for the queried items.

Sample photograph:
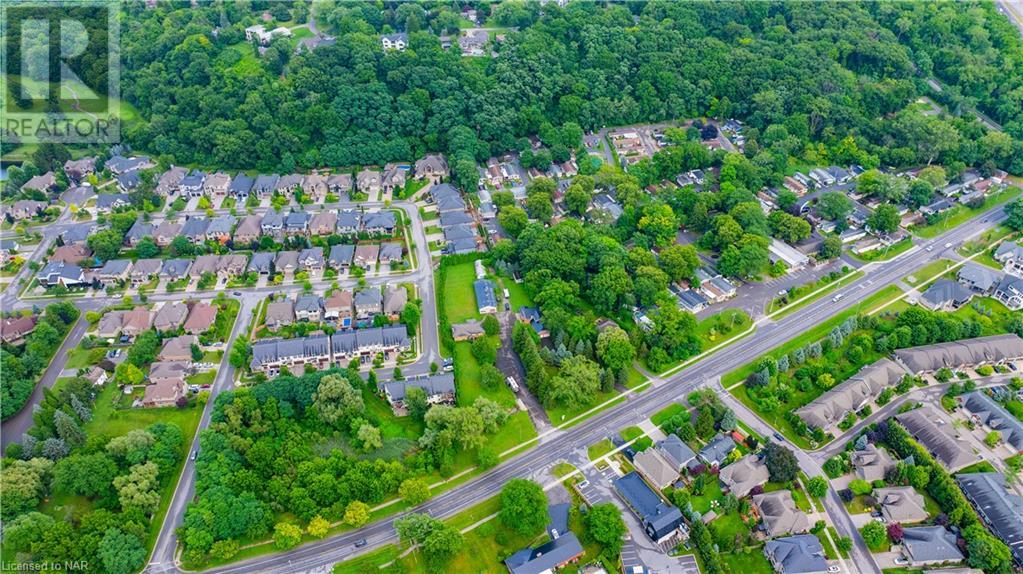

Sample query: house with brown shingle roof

[21,172,57,193]
[159,334,198,361]
[324,290,353,328]
[217,254,248,278]
[183,302,218,335]
[203,172,231,197]
[353,243,379,269]
[154,221,183,247]
[357,169,381,195]
[414,154,449,182]
[1,315,37,344]
[142,378,186,408]
[51,244,92,265]
[265,299,295,331]
[120,306,154,338]
[382,164,406,194]
[302,174,328,201]
[309,211,337,236]
[153,302,189,331]
[327,173,353,194]
[233,214,263,245]
[189,255,221,278]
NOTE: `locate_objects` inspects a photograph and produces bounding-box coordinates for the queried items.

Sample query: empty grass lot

[721,545,773,574]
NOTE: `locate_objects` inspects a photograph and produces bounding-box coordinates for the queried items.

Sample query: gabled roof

[895,407,979,471]
[961,391,1023,451]
[764,535,828,574]
[295,294,322,314]
[444,224,476,241]
[753,491,811,537]
[248,252,275,272]
[181,217,209,238]
[383,285,407,314]
[234,214,262,238]
[921,279,972,308]
[354,288,383,308]
[901,526,963,564]
[474,279,497,310]
[956,473,1023,566]
[613,471,684,540]
[656,434,696,470]
[125,220,154,243]
[957,262,1000,291]
[229,173,255,194]
[795,358,907,429]
[698,433,736,466]
[504,532,583,574]
[363,211,396,230]
[153,301,189,330]
[850,444,895,482]
[183,302,218,334]
[893,334,1023,373]
[875,486,929,523]
[337,210,361,229]
[719,454,770,498]
[329,244,355,266]
[206,214,237,236]
[382,374,455,402]
[995,240,1023,262]
[633,448,680,489]
[274,250,299,270]
[160,258,192,278]
[439,210,473,228]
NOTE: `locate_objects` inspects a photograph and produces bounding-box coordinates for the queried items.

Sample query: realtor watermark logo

[2,1,120,144]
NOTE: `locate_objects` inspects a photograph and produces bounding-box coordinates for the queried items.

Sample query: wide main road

[156,204,1008,574]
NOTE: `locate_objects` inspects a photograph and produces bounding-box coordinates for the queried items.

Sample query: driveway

[496,311,552,432]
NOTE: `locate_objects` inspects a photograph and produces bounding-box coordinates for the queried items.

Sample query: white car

[833,293,845,302]
[926,245,934,252]
[944,242,953,248]
[827,567,841,573]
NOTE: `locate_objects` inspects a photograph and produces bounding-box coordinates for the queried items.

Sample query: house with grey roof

[381,374,455,410]
[206,214,237,243]
[656,434,696,471]
[893,334,1023,374]
[249,334,331,376]
[380,33,408,51]
[309,211,337,236]
[337,210,361,234]
[444,224,476,242]
[383,285,407,318]
[264,299,295,331]
[248,252,275,275]
[63,157,97,182]
[262,209,286,238]
[435,193,466,213]
[180,170,205,196]
[960,391,1023,452]
[994,241,1023,277]
[956,473,1023,566]
[295,294,323,322]
[696,434,736,468]
[353,244,379,269]
[719,454,770,498]
[357,168,381,194]
[354,288,383,319]
[155,166,188,196]
[363,211,397,234]
[302,174,329,201]
[160,259,193,281]
[37,261,87,288]
[900,526,963,567]
[95,259,133,285]
[284,210,310,236]
[130,259,163,285]
[60,222,95,246]
[850,444,895,482]
[275,174,303,195]
[217,254,248,278]
[414,154,448,182]
[895,407,979,472]
[446,237,478,255]
[189,255,220,278]
[504,533,583,574]
[330,325,410,365]
[106,155,154,175]
[96,193,131,213]
[875,486,929,523]
[474,278,497,314]
[378,242,404,265]
[591,193,624,221]
[124,220,154,246]
[994,274,1023,310]
[274,251,299,275]
[327,173,353,194]
[328,244,355,269]
[115,170,141,192]
[153,302,189,331]
[252,174,280,197]
[298,247,325,272]
[430,183,461,203]
[439,210,474,228]
[613,471,685,542]
[181,217,209,244]
[957,262,1000,293]
[633,448,680,490]
[919,279,973,312]
[795,358,907,430]
[153,221,182,247]
[229,173,255,199]
[381,164,406,194]
[451,319,485,341]
[764,535,828,574]
[753,491,811,538]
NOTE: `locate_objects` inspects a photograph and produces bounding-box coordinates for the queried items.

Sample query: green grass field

[767,270,865,317]
[587,438,614,461]
[721,545,773,574]
[651,403,686,427]
[912,186,1022,238]
[441,261,483,324]
[851,238,915,262]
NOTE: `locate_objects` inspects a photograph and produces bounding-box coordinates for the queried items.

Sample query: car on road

[926,245,934,252]
[190,450,197,461]
[832,293,844,302]
[355,539,367,548]
[828,567,841,573]
[773,432,784,442]
[506,376,520,393]
[233,291,241,296]
[944,242,953,248]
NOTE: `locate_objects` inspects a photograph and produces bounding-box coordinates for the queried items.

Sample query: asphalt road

[163,203,1009,574]
[997,0,1023,34]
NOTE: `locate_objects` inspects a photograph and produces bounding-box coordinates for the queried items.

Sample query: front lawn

[851,238,914,262]
[439,260,483,324]
[720,545,773,574]
[651,403,687,427]
[587,439,614,461]
[911,186,1021,238]
[689,479,725,514]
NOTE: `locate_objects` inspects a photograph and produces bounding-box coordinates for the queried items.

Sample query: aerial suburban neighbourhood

[3,2,1023,574]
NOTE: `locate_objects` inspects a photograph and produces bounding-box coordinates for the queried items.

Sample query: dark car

[354,539,367,548]
[233,291,242,296]
[773,432,785,442]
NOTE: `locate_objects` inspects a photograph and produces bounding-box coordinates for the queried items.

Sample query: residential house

[252,174,280,198]
[330,325,410,366]
[155,166,188,196]
[633,448,680,490]
[439,210,474,228]
[229,173,255,200]
[719,454,770,498]
[517,306,548,338]
[994,275,1023,310]
[119,306,154,338]
[380,33,408,51]
[459,29,489,55]
[181,217,210,244]
[900,527,964,567]
[363,211,397,234]
[217,254,248,279]
[655,434,696,471]
[919,279,973,312]
[116,171,141,192]
[504,533,583,574]
[124,220,154,246]
[378,242,404,265]
[204,172,231,197]
[430,183,462,206]
[96,193,131,213]
[233,215,263,245]
[956,473,1023,566]
[357,169,381,195]
[130,259,163,286]
[63,157,97,182]
[474,279,497,314]
[763,535,828,574]
[695,433,736,468]
[994,241,1023,276]
[206,215,236,244]
[60,223,95,246]
[752,491,811,538]
[261,210,285,239]
[327,174,353,195]
[957,263,1000,294]
[274,251,299,275]
[159,335,198,362]
[960,391,1023,452]
[149,360,191,384]
[414,154,449,182]
[381,164,406,195]
[1,316,37,345]
[434,192,466,214]
[446,236,478,255]
[248,252,275,275]
[83,366,108,386]
[284,210,310,236]
[353,243,379,269]
[324,290,353,328]
[142,378,186,408]
[184,302,218,335]
[95,259,133,286]
[249,335,332,376]
[590,194,624,221]
[768,238,810,271]
[275,174,303,196]
[354,288,383,320]
[795,358,906,430]
[383,285,407,319]
[309,211,337,236]
[895,407,980,472]
[154,221,183,247]
[52,244,92,265]
[160,259,192,282]
[298,247,325,272]
[381,374,456,411]
[264,299,295,331]
[21,172,57,193]
[294,294,323,323]
[850,444,895,482]
[153,302,189,331]
[875,487,929,523]
[36,261,86,288]
[443,224,476,243]
[328,244,355,270]
[337,210,361,234]
[105,155,154,175]
[613,472,686,542]
[451,319,485,341]
[179,170,205,197]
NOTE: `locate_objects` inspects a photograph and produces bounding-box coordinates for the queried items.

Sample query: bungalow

[919,279,973,312]
[474,279,498,314]
[275,174,304,196]
[633,448,680,490]
[229,173,255,200]
[353,243,380,269]
[328,244,355,270]
[957,262,1000,294]
[695,433,736,468]
[265,299,296,331]
[63,157,97,182]
[764,535,828,574]
[324,290,353,328]
[309,211,337,236]
[36,261,87,288]
[753,491,811,538]
[895,407,979,472]
[451,319,485,341]
[204,172,231,197]
[261,210,285,239]
[900,527,964,567]
[248,252,275,275]
[96,193,131,213]
[383,285,407,319]
[51,244,92,265]
[153,221,183,247]
[850,444,895,482]
[217,254,248,278]
[82,366,108,386]
[124,220,154,247]
[158,334,198,362]
[95,259,133,286]
[327,173,353,195]
[141,378,186,408]
[294,295,323,322]
[60,223,95,246]
[381,164,406,195]
[439,210,474,228]
[249,334,332,376]
[381,374,456,410]
[378,242,404,265]
[719,454,770,498]
[357,169,381,195]
[155,166,188,196]
[0,316,37,345]
[875,486,929,524]
[105,155,154,175]
[21,172,57,193]
[363,211,397,234]
[233,215,263,245]
[354,288,383,320]
[284,210,311,236]
[179,170,206,197]
[181,217,210,244]
[274,251,300,275]
[160,259,193,282]
[337,210,362,234]
[130,259,163,286]
[183,302,216,333]
[298,247,325,272]
[153,302,189,331]
[960,391,1023,452]
[252,174,280,198]
[414,154,449,182]
[201,214,234,244]
[768,238,810,271]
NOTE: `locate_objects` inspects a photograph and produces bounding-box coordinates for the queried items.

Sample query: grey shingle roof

[697,433,736,466]
[764,535,828,574]
[328,244,355,267]
[504,532,583,574]
[960,391,1023,451]
[901,526,963,564]
[795,358,907,429]
[893,334,1023,373]
[381,373,454,402]
[613,471,684,540]
[895,407,979,471]
[956,473,1023,566]
[920,279,973,309]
